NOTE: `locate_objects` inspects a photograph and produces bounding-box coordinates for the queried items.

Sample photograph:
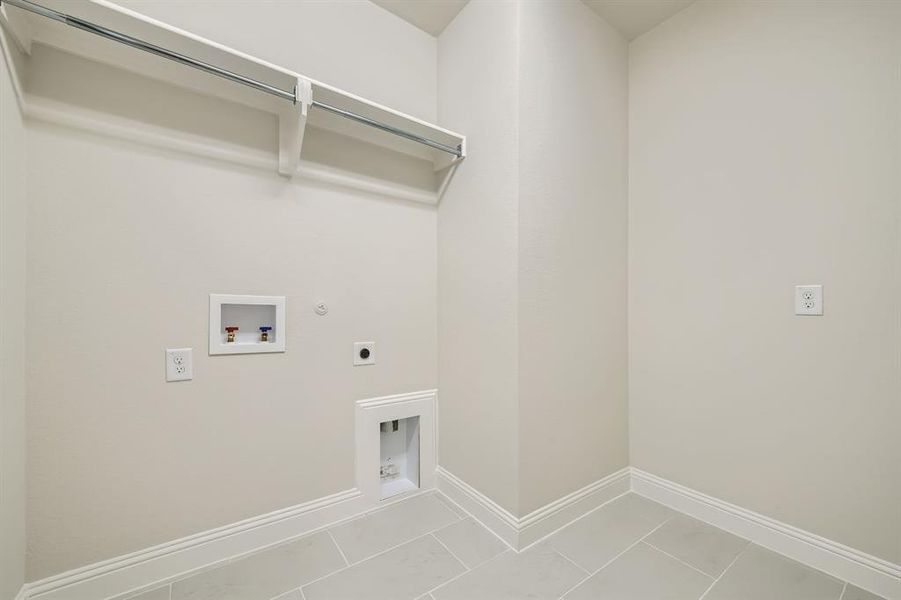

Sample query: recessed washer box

[209,294,286,355]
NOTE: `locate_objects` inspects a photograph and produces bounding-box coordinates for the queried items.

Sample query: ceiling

[371,0,694,40]
[582,0,696,40]
[371,0,468,37]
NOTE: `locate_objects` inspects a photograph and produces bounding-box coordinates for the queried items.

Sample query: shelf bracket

[278,76,311,176]
[432,138,466,173]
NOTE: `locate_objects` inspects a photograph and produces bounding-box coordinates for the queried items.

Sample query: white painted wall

[437,0,521,516]
[113,0,437,122]
[629,0,901,564]
[15,0,899,583]
[0,29,28,600]
[23,1,439,579]
[518,0,629,514]
[437,0,629,517]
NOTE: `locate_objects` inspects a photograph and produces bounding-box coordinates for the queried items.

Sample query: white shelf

[0,0,465,196]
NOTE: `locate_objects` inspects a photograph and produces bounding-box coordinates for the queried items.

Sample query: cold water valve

[259,326,272,342]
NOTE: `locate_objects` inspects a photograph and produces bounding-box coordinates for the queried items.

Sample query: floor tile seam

[517,491,633,555]
[428,532,472,572]
[433,491,515,553]
[554,515,676,599]
[325,530,351,567]
[547,545,592,577]
[639,540,717,580]
[265,587,301,600]
[169,523,354,594]
[170,495,451,600]
[299,530,440,593]
[427,513,467,538]
[425,549,515,597]
[696,543,749,600]
[839,582,848,600]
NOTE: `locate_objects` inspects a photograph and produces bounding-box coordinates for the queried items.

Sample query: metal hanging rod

[1,0,463,158]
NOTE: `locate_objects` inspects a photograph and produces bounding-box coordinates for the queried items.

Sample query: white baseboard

[18,466,900,600]
[435,467,519,548]
[631,469,901,600]
[435,466,631,550]
[22,488,371,600]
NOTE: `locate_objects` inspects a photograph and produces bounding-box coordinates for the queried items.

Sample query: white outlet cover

[795,285,823,316]
[166,348,193,381]
[354,342,376,366]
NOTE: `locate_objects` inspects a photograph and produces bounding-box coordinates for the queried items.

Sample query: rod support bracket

[278,76,312,177]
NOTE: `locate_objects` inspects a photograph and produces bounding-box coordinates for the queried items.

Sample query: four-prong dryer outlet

[354,342,376,366]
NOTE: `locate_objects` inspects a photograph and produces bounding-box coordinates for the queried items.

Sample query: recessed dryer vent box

[355,390,435,505]
[209,294,286,355]
[379,416,420,500]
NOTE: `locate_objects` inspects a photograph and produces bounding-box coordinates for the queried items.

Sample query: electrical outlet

[166,348,193,381]
[354,341,375,366]
[795,285,823,316]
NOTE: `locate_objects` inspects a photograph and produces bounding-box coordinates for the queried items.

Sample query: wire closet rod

[1,0,464,158]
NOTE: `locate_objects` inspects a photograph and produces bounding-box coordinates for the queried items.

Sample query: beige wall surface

[629,0,901,563]
[437,0,522,516]
[0,31,28,600]
[437,0,630,518]
[517,0,629,515]
[24,1,439,580]
[113,0,437,123]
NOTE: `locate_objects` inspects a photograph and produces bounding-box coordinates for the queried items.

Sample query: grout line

[548,546,591,576]
[299,587,306,600]
[301,530,445,592]
[300,496,479,595]
[518,491,633,554]
[555,516,675,600]
[434,490,515,553]
[429,533,471,572]
[267,587,302,600]
[168,581,173,600]
[839,581,848,600]
[641,541,715,580]
[434,492,468,523]
[697,544,748,600]
[325,530,350,567]
[426,549,514,596]
[153,495,403,595]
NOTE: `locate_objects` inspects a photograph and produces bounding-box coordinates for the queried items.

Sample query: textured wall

[517,0,629,515]
[24,0,439,579]
[0,29,28,600]
[630,0,901,563]
[437,0,522,515]
[437,0,630,517]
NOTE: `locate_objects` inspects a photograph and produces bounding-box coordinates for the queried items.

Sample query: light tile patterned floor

[123,492,887,600]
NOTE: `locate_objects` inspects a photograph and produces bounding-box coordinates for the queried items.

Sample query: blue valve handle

[259,326,273,332]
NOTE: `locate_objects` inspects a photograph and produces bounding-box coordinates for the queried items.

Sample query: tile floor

[121,492,886,600]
